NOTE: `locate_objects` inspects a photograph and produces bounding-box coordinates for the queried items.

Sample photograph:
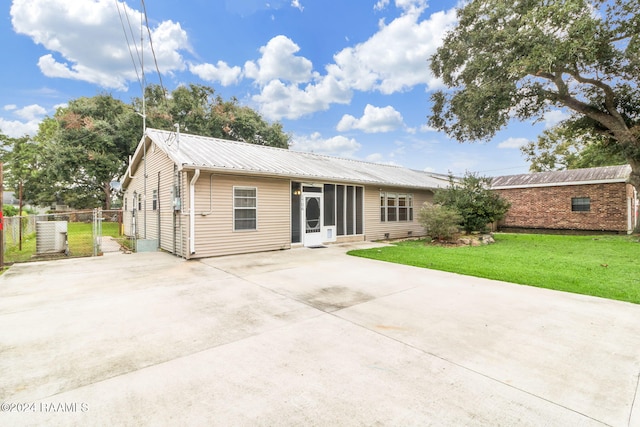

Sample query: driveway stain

[302,286,373,312]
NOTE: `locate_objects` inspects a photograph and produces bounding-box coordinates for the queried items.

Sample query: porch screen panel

[336,185,345,235]
[346,186,355,235]
[323,184,335,226]
[291,182,301,243]
[356,187,363,234]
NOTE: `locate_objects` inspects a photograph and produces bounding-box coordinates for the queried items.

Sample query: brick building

[492,165,638,234]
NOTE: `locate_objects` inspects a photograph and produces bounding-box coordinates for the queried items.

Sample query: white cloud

[0,118,40,138]
[0,104,48,137]
[189,61,242,86]
[10,0,190,90]
[14,104,47,121]
[291,132,361,157]
[248,6,457,120]
[244,36,314,86]
[291,0,304,11]
[337,104,404,133]
[543,109,571,129]
[253,76,351,120]
[374,0,390,11]
[498,137,529,149]
[325,6,457,94]
[420,123,438,132]
[0,104,51,137]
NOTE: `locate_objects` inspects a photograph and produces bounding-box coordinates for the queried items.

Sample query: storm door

[303,193,323,247]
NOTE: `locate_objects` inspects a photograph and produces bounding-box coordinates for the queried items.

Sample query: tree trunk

[103,182,111,210]
[628,158,640,196]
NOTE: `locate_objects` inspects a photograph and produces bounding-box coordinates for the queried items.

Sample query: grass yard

[348,233,640,304]
[3,222,121,264]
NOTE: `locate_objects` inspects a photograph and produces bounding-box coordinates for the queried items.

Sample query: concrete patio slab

[1,245,639,426]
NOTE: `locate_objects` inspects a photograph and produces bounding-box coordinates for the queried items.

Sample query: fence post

[93,208,103,256]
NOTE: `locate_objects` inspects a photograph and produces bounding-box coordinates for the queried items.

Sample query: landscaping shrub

[419,202,462,242]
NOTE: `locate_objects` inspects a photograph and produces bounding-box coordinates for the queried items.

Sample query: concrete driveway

[1,244,639,426]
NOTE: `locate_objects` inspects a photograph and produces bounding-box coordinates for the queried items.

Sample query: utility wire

[114,0,143,92]
[140,0,169,108]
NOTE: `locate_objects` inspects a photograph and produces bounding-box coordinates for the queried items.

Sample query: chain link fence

[2,209,124,264]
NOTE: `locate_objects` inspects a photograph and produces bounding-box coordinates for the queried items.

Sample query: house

[121,128,449,258]
[491,165,638,234]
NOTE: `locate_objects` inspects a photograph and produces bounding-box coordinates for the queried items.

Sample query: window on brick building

[571,197,590,212]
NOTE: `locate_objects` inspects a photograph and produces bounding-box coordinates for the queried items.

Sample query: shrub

[419,202,462,242]
[434,172,511,234]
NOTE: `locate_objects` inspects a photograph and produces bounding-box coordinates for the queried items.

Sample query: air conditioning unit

[36,221,68,254]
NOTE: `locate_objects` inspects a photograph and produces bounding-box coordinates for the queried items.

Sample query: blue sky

[1,0,570,177]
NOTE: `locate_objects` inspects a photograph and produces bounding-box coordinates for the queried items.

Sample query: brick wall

[495,182,630,232]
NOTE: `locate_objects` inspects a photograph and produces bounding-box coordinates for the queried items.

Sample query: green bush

[419,202,462,242]
[434,172,510,234]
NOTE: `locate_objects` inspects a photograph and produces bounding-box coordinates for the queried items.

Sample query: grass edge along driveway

[348,233,640,305]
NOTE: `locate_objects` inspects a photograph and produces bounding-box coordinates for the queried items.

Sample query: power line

[114,0,143,93]
[140,0,168,103]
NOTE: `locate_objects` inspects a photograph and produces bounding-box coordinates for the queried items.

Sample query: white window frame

[233,186,257,231]
[380,192,413,222]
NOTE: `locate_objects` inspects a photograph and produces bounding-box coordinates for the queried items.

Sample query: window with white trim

[380,192,413,222]
[234,187,257,230]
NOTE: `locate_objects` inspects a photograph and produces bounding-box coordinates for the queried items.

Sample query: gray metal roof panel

[145,128,449,189]
[491,165,631,189]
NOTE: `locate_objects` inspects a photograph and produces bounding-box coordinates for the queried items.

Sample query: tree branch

[561,67,626,125]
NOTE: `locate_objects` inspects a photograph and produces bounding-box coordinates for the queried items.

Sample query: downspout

[189,169,201,256]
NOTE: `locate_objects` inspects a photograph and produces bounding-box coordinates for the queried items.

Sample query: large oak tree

[429,0,640,190]
[1,85,290,209]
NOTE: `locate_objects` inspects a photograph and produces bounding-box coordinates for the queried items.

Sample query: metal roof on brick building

[491,165,631,189]
[126,128,450,190]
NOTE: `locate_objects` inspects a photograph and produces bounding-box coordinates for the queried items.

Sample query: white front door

[303,194,323,247]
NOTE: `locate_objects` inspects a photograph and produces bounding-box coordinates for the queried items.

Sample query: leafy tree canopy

[522,119,627,171]
[429,0,640,189]
[137,84,290,148]
[434,172,511,234]
[1,84,290,209]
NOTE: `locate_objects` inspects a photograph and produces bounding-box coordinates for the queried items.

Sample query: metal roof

[132,128,449,190]
[491,165,631,189]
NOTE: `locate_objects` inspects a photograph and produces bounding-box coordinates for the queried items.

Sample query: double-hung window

[380,192,413,222]
[234,187,257,230]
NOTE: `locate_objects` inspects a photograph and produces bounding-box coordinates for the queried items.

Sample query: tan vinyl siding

[188,173,291,258]
[123,142,176,251]
[364,185,434,240]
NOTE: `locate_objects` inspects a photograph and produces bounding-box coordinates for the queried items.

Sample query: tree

[139,84,290,148]
[1,95,142,209]
[521,120,627,171]
[434,173,511,234]
[429,0,640,191]
[418,202,462,241]
[3,85,290,210]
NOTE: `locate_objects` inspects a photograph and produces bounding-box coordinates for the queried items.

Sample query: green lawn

[348,233,640,304]
[3,222,121,264]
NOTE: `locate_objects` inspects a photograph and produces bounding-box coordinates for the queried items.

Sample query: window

[152,190,158,211]
[572,197,590,212]
[138,194,142,211]
[234,187,257,230]
[380,192,413,222]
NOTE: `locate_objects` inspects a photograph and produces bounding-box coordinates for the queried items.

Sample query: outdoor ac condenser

[36,221,68,254]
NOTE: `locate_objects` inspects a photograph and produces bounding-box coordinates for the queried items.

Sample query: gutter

[189,169,201,256]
